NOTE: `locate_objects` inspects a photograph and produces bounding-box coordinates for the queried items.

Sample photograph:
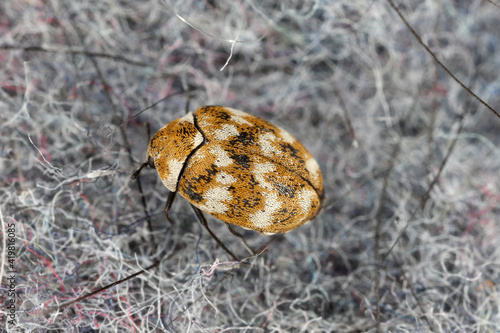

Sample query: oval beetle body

[144,106,324,234]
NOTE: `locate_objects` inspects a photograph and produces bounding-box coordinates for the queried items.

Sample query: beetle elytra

[132,106,324,258]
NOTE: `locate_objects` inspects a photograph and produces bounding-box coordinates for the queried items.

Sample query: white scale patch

[190,151,205,163]
[249,162,281,228]
[197,186,232,214]
[306,158,320,180]
[210,145,233,167]
[258,133,280,157]
[216,171,237,185]
[250,192,281,229]
[278,127,295,144]
[225,107,253,126]
[193,132,203,147]
[198,119,211,129]
[178,112,194,124]
[297,188,316,213]
[164,158,184,191]
[214,124,239,141]
[252,162,276,189]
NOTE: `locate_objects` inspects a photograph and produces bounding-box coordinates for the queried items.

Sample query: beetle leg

[131,156,156,180]
[190,204,240,261]
[130,161,149,180]
[164,191,177,225]
[225,223,255,255]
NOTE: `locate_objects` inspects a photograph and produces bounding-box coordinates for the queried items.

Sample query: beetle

[131,106,324,259]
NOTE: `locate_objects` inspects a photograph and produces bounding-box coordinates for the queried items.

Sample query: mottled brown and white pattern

[147,106,324,234]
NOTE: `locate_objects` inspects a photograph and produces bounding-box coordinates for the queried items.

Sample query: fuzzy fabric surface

[1,0,500,332]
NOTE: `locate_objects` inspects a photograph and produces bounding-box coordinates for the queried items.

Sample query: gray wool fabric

[1,1,499,331]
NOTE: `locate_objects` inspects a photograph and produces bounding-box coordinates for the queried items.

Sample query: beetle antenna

[130,162,149,180]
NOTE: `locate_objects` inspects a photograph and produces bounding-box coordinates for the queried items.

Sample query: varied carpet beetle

[132,106,324,241]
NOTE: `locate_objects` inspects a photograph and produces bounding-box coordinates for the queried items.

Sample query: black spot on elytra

[272,181,295,198]
[206,164,218,176]
[190,163,218,184]
[229,131,256,146]
[245,174,259,189]
[216,111,231,121]
[182,180,203,202]
[274,207,299,225]
[242,197,261,208]
[202,106,231,121]
[182,164,219,203]
[277,207,289,215]
[149,136,158,149]
[228,151,251,169]
[279,142,304,164]
[179,126,194,138]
